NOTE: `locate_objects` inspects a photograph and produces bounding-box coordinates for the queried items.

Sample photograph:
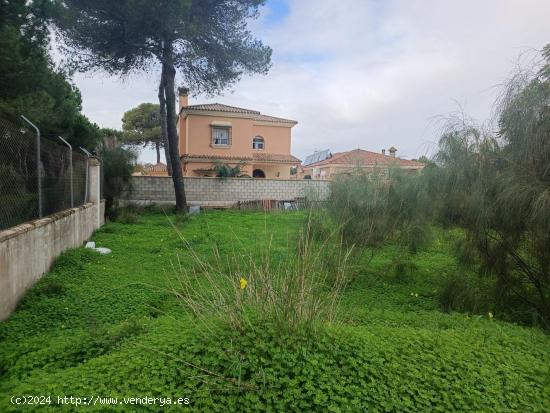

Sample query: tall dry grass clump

[169,221,353,334]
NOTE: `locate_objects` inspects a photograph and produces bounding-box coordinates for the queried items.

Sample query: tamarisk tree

[427,45,550,326]
[53,0,271,210]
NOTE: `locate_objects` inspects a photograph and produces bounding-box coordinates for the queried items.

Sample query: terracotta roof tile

[181,153,301,164]
[253,114,297,124]
[303,149,425,168]
[182,154,253,161]
[253,153,301,163]
[181,103,297,124]
[183,103,260,114]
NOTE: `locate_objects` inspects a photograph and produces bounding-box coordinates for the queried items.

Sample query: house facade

[299,148,425,180]
[177,88,300,179]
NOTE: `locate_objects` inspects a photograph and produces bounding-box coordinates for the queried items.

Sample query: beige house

[299,148,425,180]
[177,88,300,179]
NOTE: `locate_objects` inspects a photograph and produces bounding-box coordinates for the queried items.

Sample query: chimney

[178,86,189,110]
[388,146,397,157]
[381,149,386,155]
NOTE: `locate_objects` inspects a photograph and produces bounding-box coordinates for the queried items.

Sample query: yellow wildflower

[239,277,248,290]
[488,312,493,319]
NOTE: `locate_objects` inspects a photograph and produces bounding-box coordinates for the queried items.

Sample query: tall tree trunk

[158,65,172,176]
[163,42,186,211]
[155,141,161,164]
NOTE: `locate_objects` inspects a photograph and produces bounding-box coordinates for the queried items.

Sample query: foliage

[0,212,548,412]
[422,46,550,327]
[100,128,123,151]
[52,0,273,210]
[438,272,490,314]
[322,46,550,327]
[100,146,137,217]
[213,161,244,178]
[121,103,164,163]
[52,0,272,92]
[327,168,431,251]
[0,0,100,148]
[0,164,37,230]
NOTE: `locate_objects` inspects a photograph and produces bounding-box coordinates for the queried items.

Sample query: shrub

[100,146,136,218]
[438,273,485,314]
[213,161,244,178]
[327,169,432,253]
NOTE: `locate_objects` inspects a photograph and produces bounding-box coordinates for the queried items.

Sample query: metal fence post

[20,115,42,218]
[80,147,92,203]
[58,136,74,208]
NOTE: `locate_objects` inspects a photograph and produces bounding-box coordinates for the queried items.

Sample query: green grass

[0,211,548,412]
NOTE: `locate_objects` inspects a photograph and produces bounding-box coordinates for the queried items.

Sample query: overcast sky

[70,0,550,163]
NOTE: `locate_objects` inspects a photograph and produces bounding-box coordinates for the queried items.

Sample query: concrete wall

[125,176,331,207]
[0,202,104,321]
[0,157,104,322]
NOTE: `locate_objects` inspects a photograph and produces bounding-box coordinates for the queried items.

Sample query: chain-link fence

[0,117,89,230]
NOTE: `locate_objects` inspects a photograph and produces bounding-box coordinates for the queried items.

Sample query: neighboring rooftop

[180,103,297,125]
[303,149,331,166]
[143,162,168,172]
[302,148,425,168]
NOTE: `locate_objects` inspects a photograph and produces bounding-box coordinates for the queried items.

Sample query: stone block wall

[125,176,331,206]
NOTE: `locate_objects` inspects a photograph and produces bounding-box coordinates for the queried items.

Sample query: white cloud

[69,0,550,163]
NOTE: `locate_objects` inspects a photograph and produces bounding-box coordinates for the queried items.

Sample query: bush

[100,146,136,218]
[439,273,485,314]
[213,161,244,178]
[327,169,432,253]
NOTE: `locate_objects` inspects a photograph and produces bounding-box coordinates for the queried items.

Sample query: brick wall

[125,176,330,206]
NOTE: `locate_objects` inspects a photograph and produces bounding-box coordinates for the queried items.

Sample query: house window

[252,136,265,150]
[212,126,231,146]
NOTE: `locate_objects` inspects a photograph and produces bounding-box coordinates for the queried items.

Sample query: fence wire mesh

[0,117,88,230]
